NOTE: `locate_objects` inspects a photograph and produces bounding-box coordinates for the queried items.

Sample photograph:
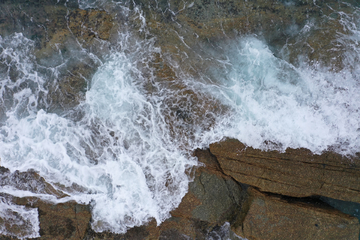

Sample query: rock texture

[0,167,67,198]
[138,0,356,71]
[31,200,90,240]
[0,193,91,240]
[172,149,244,225]
[0,2,115,112]
[83,149,244,240]
[232,187,360,240]
[210,138,360,203]
[0,167,91,240]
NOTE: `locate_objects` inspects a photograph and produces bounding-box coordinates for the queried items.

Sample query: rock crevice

[210,138,360,203]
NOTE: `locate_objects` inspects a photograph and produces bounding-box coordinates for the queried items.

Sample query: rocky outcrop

[22,199,91,240]
[84,149,244,240]
[210,138,360,203]
[0,193,91,240]
[0,167,91,239]
[232,187,360,240]
[0,167,67,198]
[171,149,244,225]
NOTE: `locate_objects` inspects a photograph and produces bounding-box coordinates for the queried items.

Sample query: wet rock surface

[172,149,244,225]
[0,167,67,198]
[83,149,244,239]
[1,0,360,239]
[32,200,90,240]
[139,0,359,72]
[0,1,115,113]
[233,187,360,240]
[210,138,360,203]
[0,193,91,240]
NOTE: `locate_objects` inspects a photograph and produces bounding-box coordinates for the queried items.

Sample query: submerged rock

[0,167,67,199]
[138,0,358,72]
[232,187,360,240]
[210,138,360,203]
[0,2,115,113]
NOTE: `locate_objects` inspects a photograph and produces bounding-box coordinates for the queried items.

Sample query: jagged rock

[0,167,67,198]
[171,149,244,226]
[232,187,360,240]
[209,138,360,203]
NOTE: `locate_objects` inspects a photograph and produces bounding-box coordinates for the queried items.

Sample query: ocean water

[0,0,359,238]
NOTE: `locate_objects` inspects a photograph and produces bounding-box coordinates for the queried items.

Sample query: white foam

[0,196,40,239]
[0,33,197,233]
[190,36,360,155]
[1,1,360,238]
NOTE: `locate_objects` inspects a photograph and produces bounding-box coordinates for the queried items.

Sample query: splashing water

[0,196,40,239]
[196,36,360,154]
[0,0,360,237]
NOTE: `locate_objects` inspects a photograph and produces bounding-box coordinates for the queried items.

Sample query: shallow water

[0,0,359,237]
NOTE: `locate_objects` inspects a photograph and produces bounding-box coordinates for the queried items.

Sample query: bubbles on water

[1,0,360,237]
[0,31,197,234]
[0,196,40,239]
[192,35,360,155]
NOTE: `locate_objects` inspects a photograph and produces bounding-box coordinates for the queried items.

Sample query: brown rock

[0,2,115,112]
[0,193,91,240]
[83,150,243,240]
[209,138,360,203]
[232,187,360,240]
[171,149,244,226]
[35,201,91,240]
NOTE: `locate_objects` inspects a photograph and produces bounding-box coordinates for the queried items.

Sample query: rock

[0,168,90,239]
[0,167,67,199]
[0,2,115,112]
[171,149,244,226]
[232,187,360,240]
[0,193,91,240]
[209,138,360,203]
[151,150,244,239]
[83,149,244,240]
[35,200,91,240]
[0,195,40,239]
[320,196,360,224]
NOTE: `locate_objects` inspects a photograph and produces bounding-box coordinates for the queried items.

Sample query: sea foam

[0,33,197,233]
[0,0,360,237]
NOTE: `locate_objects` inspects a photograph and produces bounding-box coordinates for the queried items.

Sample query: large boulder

[210,139,360,203]
[232,187,360,240]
